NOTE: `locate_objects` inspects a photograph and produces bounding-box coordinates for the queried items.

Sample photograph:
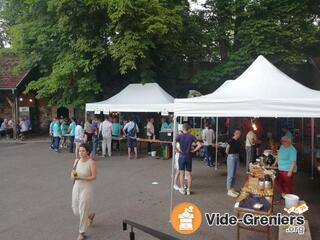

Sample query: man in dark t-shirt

[225,128,242,197]
[175,123,202,195]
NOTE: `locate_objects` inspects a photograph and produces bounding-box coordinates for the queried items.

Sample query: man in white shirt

[245,128,258,171]
[202,123,215,167]
[146,117,155,154]
[0,119,8,137]
[99,115,113,158]
[123,117,139,159]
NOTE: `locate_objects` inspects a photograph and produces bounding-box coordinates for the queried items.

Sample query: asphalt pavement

[0,140,319,240]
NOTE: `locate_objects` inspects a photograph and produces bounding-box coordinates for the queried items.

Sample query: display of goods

[250,167,264,178]
[241,185,273,197]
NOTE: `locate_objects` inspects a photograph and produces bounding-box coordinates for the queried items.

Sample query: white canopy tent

[85,83,174,113]
[175,55,320,117]
[214,79,233,93]
[170,55,320,215]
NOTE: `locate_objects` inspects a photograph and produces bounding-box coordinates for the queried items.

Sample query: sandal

[77,233,85,240]
[88,213,95,226]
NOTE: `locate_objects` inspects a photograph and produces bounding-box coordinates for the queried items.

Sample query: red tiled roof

[0,56,29,89]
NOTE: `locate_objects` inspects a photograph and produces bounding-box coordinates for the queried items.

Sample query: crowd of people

[49,115,176,159]
[170,119,297,200]
[225,124,297,199]
[0,118,14,138]
[0,117,31,140]
[47,115,297,239]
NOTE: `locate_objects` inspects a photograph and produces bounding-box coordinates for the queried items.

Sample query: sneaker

[186,188,191,195]
[179,188,186,195]
[231,188,239,195]
[227,190,238,198]
[173,185,180,191]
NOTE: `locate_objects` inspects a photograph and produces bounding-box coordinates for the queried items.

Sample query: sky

[189,0,206,11]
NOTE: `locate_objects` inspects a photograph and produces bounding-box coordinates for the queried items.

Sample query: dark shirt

[228,138,241,154]
[176,133,197,158]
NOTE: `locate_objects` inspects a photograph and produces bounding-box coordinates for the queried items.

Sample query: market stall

[85,83,175,155]
[171,55,320,215]
[85,83,174,113]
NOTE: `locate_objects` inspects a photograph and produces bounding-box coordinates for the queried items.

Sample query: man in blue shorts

[123,117,139,159]
[175,123,202,195]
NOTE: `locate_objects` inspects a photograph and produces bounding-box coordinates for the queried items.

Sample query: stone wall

[1,92,85,132]
[38,98,52,132]
[0,100,13,120]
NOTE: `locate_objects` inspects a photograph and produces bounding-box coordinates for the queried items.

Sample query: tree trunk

[219,38,229,63]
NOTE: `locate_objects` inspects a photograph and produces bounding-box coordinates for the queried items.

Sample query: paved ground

[0,140,319,240]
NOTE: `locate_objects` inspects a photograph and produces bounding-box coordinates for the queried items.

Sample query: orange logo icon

[170,202,202,235]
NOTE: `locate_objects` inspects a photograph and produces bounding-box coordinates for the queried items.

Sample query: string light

[251,118,258,131]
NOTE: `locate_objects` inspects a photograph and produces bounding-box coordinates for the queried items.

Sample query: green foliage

[192,0,320,91]
[107,0,184,82]
[1,0,320,101]
[1,0,108,107]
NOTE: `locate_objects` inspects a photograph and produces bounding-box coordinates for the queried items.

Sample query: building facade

[0,55,80,136]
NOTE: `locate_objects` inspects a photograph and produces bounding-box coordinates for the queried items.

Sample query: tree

[2,0,320,102]
[193,0,320,92]
[1,0,109,107]
[1,0,197,104]
[0,0,9,48]
[107,0,185,82]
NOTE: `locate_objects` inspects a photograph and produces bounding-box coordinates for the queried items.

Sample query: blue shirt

[278,145,297,172]
[112,123,121,136]
[53,122,61,137]
[61,123,68,136]
[161,122,169,131]
[176,133,197,159]
[49,121,54,134]
[69,121,76,136]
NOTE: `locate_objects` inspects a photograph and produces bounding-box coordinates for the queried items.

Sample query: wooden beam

[5,96,13,107]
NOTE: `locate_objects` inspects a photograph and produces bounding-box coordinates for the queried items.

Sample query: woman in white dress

[71,143,97,240]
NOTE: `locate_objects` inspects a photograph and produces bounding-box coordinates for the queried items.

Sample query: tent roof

[86,83,174,113]
[175,55,320,117]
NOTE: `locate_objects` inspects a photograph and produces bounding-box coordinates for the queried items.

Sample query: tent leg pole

[85,110,88,123]
[169,116,177,221]
[215,117,219,170]
[311,118,314,180]
[301,118,304,164]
